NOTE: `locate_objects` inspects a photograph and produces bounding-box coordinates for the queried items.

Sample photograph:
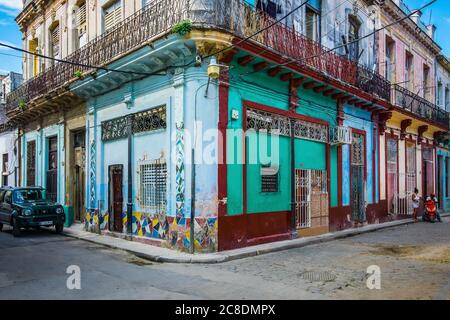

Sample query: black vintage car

[0,187,65,237]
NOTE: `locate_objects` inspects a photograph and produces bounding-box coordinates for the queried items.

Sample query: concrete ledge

[62,214,450,264]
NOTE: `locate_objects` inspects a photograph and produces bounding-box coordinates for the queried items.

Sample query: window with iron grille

[261,164,279,192]
[138,159,167,210]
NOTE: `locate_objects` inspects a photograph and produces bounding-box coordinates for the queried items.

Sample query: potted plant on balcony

[18,100,26,111]
[172,20,192,36]
[74,70,84,79]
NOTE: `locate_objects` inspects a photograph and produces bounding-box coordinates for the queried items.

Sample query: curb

[62,214,449,264]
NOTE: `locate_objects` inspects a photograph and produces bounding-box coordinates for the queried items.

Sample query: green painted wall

[246,133,291,214]
[294,139,326,170]
[226,56,339,215]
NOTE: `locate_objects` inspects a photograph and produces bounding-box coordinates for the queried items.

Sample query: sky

[0,0,449,76]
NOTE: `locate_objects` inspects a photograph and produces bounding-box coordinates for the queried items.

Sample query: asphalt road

[0,217,449,300]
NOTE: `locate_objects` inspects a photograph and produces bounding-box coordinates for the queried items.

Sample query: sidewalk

[62,213,450,264]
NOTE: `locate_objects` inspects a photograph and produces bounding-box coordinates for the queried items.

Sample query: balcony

[7,0,391,115]
[392,84,449,128]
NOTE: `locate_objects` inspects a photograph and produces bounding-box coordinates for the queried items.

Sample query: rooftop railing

[7,0,391,113]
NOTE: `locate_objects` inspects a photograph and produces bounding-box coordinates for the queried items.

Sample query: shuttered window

[76,1,87,48]
[104,1,122,33]
[51,24,60,59]
[76,2,86,27]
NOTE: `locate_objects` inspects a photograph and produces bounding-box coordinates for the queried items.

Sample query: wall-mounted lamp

[205,57,228,97]
[207,57,221,79]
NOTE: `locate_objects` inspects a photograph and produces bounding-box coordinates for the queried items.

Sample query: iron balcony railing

[7,0,391,113]
[392,84,449,128]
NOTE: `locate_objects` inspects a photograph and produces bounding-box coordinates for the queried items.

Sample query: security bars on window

[246,108,328,143]
[138,159,167,211]
[261,165,279,192]
[101,105,166,142]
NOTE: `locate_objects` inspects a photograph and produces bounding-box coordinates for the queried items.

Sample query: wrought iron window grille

[246,107,328,143]
[101,105,166,142]
[137,157,167,211]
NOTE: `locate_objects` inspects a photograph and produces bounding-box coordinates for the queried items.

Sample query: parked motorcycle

[422,195,437,223]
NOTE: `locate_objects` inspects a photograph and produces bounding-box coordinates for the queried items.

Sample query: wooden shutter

[104,1,122,32]
[51,25,60,58]
[77,2,87,27]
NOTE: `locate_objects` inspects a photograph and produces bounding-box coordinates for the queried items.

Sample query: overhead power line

[200,0,311,61]
[235,0,438,80]
[0,41,172,77]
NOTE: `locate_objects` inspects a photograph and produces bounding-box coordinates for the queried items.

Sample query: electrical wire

[0,41,171,77]
[234,0,437,80]
[200,0,311,61]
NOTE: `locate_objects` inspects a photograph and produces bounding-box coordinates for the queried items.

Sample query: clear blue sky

[0,0,449,75]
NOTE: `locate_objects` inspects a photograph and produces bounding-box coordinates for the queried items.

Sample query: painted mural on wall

[83,209,217,252]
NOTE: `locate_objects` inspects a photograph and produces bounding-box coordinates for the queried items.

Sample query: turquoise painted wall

[226,56,338,215]
[436,149,450,211]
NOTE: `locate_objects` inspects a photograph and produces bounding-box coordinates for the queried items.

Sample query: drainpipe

[190,148,195,254]
[127,116,133,236]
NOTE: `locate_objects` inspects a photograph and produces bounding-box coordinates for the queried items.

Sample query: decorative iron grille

[246,108,291,136]
[7,0,393,116]
[393,84,449,127]
[295,169,327,229]
[101,105,166,142]
[293,120,328,143]
[351,133,365,166]
[246,108,328,143]
[137,158,167,211]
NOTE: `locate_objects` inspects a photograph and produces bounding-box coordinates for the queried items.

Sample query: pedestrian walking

[412,188,420,222]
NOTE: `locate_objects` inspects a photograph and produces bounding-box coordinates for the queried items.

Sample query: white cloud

[0,0,23,10]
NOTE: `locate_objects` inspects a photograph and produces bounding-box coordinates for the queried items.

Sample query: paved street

[0,218,449,300]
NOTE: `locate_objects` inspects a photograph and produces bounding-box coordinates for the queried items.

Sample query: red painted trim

[243,100,329,126]
[326,143,331,209]
[246,233,291,246]
[218,72,229,217]
[243,106,248,215]
[337,145,342,207]
[372,124,377,203]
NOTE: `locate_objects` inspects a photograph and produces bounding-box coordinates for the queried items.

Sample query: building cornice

[437,55,450,74]
[380,0,441,55]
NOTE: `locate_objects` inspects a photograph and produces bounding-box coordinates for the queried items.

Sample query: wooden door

[422,147,434,197]
[27,141,36,186]
[109,165,123,232]
[351,132,366,223]
[46,137,58,202]
[386,138,398,214]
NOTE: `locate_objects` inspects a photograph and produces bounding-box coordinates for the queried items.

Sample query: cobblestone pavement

[0,217,448,299]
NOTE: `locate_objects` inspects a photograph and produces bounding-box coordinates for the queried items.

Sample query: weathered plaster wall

[21,124,65,204]
[0,130,18,187]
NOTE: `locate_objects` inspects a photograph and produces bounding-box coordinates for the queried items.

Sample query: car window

[4,191,12,204]
[14,189,47,203]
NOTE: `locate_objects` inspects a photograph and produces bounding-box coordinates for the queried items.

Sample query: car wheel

[0,223,3,232]
[12,218,21,237]
[55,223,64,234]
